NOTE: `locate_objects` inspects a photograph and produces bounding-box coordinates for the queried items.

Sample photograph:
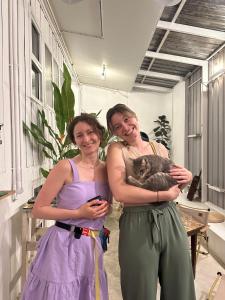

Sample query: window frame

[30,19,43,105]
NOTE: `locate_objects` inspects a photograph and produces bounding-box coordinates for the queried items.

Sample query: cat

[127,155,177,191]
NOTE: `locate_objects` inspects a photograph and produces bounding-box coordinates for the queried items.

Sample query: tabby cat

[127,155,177,191]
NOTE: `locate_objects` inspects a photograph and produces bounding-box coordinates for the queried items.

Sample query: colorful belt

[55,221,101,300]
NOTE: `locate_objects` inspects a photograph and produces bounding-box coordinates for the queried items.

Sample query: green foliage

[153,115,171,150]
[23,63,77,177]
[23,64,115,178]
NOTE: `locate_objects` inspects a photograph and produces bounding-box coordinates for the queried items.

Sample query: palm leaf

[63,149,80,158]
[40,168,49,178]
[53,82,65,136]
[61,64,75,123]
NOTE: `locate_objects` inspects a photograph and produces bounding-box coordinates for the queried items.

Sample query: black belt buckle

[74,226,83,239]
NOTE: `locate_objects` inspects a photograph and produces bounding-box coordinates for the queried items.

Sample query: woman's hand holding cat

[169,165,192,185]
[160,184,180,201]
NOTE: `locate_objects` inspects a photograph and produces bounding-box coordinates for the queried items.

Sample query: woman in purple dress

[21,113,111,300]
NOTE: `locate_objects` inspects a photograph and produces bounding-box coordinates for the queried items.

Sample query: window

[45,46,53,107]
[32,63,41,99]
[32,23,40,61]
[31,21,42,101]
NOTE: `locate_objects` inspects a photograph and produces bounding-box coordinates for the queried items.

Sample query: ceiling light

[101,64,106,80]
[61,0,84,4]
[161,0,181,6]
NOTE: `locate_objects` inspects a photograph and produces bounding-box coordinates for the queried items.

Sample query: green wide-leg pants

[119,202,196,300]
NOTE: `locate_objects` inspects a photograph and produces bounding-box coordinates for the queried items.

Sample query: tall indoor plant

[152,115,171,150]
[24,64,114,177]
[23,63,78,177]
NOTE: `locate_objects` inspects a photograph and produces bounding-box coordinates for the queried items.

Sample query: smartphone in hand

[87,195,102,206]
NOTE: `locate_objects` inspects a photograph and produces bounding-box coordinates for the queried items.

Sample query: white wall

[80,84,173,136]
[0,0,79,299]
[171,81,186,165]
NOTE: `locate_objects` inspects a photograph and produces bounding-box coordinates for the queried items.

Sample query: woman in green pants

[106,104,196,300]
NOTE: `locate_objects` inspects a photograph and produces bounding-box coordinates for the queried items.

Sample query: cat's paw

[127,176,139,185]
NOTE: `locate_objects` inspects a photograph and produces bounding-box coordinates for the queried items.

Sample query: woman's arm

[106,143,180,204]
[156,142,192,189]
[32,160,109,220]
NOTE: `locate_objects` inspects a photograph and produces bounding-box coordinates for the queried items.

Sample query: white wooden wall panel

[52,34,56,58]
[0,0,80,298]
[0,0,4,173]
[31,0,36,18]
[35,0,41,26]
[0,0,11,189]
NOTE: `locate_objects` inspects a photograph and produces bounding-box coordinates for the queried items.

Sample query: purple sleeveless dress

[21,159,111,300]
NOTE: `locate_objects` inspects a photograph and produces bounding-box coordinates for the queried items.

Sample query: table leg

[191,234,197,278]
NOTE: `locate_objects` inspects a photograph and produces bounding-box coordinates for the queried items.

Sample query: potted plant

[23,64,114,177]
[152,115,171,150]
[23,63,79,177]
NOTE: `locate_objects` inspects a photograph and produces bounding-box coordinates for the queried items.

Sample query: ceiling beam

[146,51,206,66]
[138,70,183,81]
[157,21,225,41]
[134,83,172,93]
[142,0,187,79]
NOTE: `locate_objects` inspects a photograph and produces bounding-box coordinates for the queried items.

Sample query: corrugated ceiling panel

[141,57,153,70]
[176,0,225,31]
[148,29,166,51]
[161,31,222,60]
[142,76,177,88]
[150,59,195,76]
[160,4,180,22]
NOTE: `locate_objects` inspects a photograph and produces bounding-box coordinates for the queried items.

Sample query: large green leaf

[62,64,75,124]
[53,82,65,136]
[63,148,79,158]
[38,109,62,154]
[30,122,45,139]
[63,63,72,84]
[42,149,54,160]
[40,168,49,178]
[26,125,57,157]
[63,135,72,148]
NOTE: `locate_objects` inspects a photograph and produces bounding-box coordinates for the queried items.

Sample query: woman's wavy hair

[106,103,137,133]
[67,113,105,145]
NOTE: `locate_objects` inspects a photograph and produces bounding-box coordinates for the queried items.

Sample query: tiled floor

[104,203,225,300]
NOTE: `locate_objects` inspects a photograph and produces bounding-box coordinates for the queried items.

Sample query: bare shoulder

[53,159,71,172]
[48,159,72,181]
[108,141,124,152]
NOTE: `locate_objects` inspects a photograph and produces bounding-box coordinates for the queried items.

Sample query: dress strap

[149,141,158,155]
[68,159,79,182]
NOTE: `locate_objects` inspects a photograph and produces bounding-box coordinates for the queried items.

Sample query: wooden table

[181,212,205,277]
[182,213,205,278]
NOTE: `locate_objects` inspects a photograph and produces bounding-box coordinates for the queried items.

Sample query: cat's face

[132,157,151,180]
